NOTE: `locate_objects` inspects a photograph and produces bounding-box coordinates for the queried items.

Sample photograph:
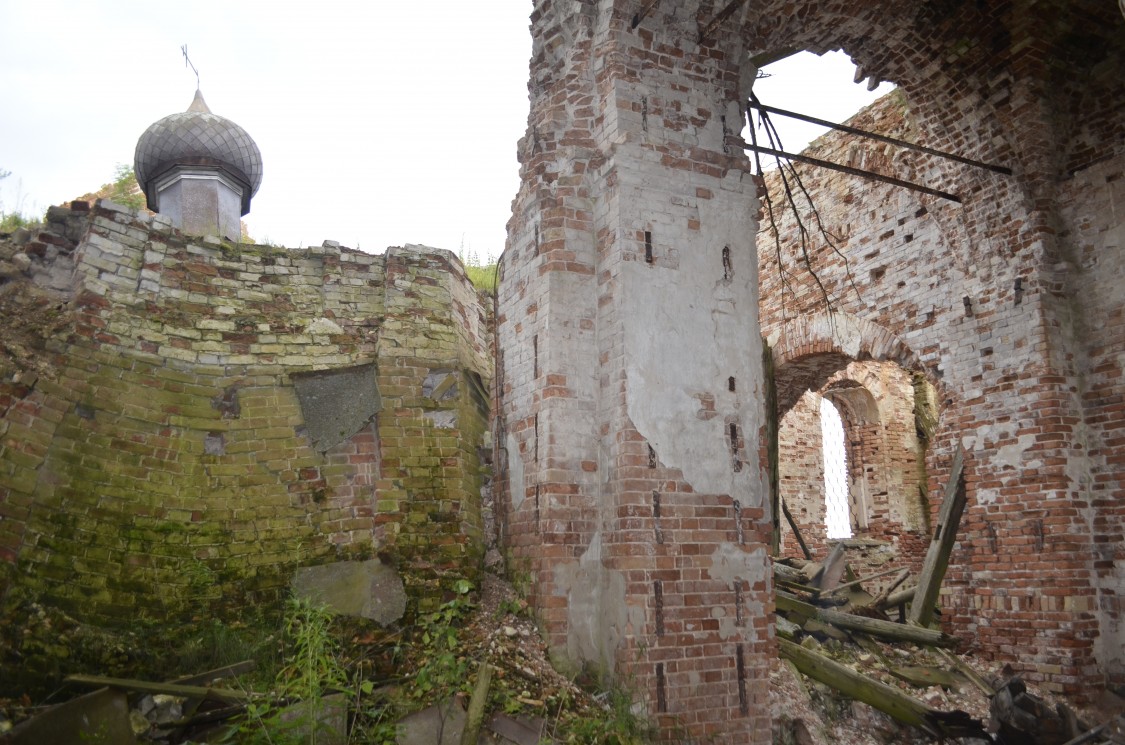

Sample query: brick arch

[824,379,880,427]
[775,358,934,562]
[765,311,932,417]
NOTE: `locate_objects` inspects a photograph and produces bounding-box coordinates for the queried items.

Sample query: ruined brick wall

[0,201,492,622]
[753,0,1124,695]
[500,2,1121,736]
[499,2,772,741]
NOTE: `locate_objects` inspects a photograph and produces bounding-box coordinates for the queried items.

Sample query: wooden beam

[775,576,831,597]
[781,498,813,560]
[889,665,967,690]
[460,662,494,745]
[781,640,988,740]
[908,447,967,626]
[748,47,800,69]
[747,101,1012,175]
[779,639,940,736]
[826,567,903,595]
[868,569,910,607]
[736,139,962,203]
[65,674,254,703]
[777,592,960,647]
[773,562,807,583]
[878,585,916,610]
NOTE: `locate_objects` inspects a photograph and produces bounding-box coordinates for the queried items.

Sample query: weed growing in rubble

[231,597,353,745]
[552,683,659,745]
[407,579,475,701]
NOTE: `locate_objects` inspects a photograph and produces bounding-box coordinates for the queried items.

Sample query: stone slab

[291,363,380,452]
[395,698,465,745]
[291,559,406,625]
[3,687,137,745]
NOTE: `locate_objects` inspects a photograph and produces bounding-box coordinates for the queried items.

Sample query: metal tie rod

[747,101,1012,176]
[737,139,962,203]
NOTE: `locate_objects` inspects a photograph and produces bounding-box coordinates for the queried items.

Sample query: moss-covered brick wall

[0,201,493,623]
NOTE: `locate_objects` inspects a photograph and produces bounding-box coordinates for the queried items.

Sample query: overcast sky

[0,2,891,261]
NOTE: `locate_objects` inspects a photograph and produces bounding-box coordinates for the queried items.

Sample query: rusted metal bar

[737,139,963,203]
[748,101,1012,175]
[698,0,748,43]
[631,0,661,28]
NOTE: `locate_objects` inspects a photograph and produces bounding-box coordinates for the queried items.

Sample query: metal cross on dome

[181,44,200,90]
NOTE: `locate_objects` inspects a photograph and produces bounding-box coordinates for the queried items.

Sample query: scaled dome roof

[134,90,263,214]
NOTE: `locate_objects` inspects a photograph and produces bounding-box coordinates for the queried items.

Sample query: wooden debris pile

[774,448,1122,744]
[773,544,988,742]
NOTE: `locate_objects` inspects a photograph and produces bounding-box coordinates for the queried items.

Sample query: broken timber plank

[780,638,937,734]
[460,662,494,745]
[889,665,967,690]
[879,586,916,610]
[777,592,959,647]
[779,640,986,739]
[827,567,903,595]
[774,562,811,585]
[65,674,254,703]
[811,542,847,591]
[933,647,996,696]
[169,660,256,686]
[774,573,828,598]
[781,498,813,560]
[868,569,910,607]
[804,619,849,641]
[170,660,257,721]
[909,446,967,627]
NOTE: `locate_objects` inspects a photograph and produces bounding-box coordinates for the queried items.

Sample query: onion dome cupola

[134,89,263,239]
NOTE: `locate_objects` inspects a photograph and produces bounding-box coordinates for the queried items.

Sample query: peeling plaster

[995,434,1035,468]
[709,543,768,639]
[554,532,641,676]
[621,185,765,505]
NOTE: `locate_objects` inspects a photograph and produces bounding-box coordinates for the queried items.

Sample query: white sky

[820,396,853,539]
[1,2,892,261]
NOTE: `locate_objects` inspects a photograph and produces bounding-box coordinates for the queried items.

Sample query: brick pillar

[499,3,772,741]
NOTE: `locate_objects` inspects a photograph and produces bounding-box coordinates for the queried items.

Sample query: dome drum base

[153,166,246,240]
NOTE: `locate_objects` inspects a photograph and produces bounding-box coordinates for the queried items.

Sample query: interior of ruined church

[0,1,1122,743]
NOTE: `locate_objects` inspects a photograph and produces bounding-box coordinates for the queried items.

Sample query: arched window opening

[820,396,852,539]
